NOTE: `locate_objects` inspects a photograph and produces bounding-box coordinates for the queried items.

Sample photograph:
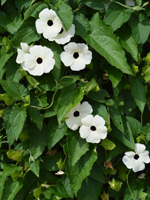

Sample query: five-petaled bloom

[48,24,75,44]
[60,42,92,71]
[79,115,107,143]
[122,143,150,172]
[21,45,55,76]
[65,101,93,131]
[35,8,62,40]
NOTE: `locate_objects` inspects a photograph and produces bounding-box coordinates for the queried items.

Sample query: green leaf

[107,139,126,161]
[0,10,22,34]
[126,116,142,137]
[109,121,135,149]
[104,3,133,31]
[48,42,62,80]
[6,56,22,83]
[56,2,73,31]
[1,163,23,176]
[87,89,110,104]
[109,101,124,133]
[0,46,13,72]
[30,125,48,159]
[86,13,132,75]
[1,0,7,6]
[57,84,84,125]
[74,14,90,38]
[41,153,62,171]
[129,76,146,113]
[67,129,89,166]
[101,138,116,151]
[24,2,48,20]
[65,146,97,195]
[0,80,28,101]
[2,177,23,200]
[100,58,123,88]
[124,179,145,200]
[24,153,40,177]
[7,148,23,162]
[77,176,103,200]
[128,13,150,44]
[9,104,26,141]
[47,117,67,149]
[116,25,138,62]
[27,107,44,130]
[11,18,41,47]
[81,0,104,10]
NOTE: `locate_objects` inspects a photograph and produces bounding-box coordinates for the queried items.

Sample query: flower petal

[97,126,107,139]
[79,125,90,139]
[24,53,36,69]
[29,45,43,57]
[140,150,150,164]
[70,57,86,71]
[43,58,55,73]
[83,50,92,64]
[77,43,88,52]
[39,8,55,21]
[41,46,54,59]
[64,42,77,53]
[132,160,145,172]
[60,52,74,66]
[27,63,44,76]
[81,115,93,126]
[16,49,25,64]
[122,155,135,169]
[66,116,80,130]
[86,131,101,143]
[125,151,135,157]
[35,19,47,34]
[80,101,93,114]
[93,115,105,127]
[135,143,146,154]
[20,43,29,53]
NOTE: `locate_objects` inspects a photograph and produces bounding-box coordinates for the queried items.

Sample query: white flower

[79,115,107,143]
[65,101,93,131]
[60,42,92,71]
[125,0,135,7]
[35,8,62,40]
[16,43,30,64]
[122,143,150,172]
[22,45,55,76]
[48,24,75,44]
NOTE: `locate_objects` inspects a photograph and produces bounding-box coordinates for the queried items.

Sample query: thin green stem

[73,4,84,13]
[126,170,135,200]
[56,0,63,9]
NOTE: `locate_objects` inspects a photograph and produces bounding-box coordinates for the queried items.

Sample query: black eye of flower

[37,57,43,64]
[134,154,139,160]
[59,28,64,34]
[90,126,96,131]
[73,52,79,59]
[47,20,53,26]
[73,111,80,117]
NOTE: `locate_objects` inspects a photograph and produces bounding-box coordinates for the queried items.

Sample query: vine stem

[56,0,63,9]
[126,169,135,200]
[141,112,143,125]
[73,4,84,13]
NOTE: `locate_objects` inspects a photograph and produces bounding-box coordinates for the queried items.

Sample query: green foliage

[1,0,150,199]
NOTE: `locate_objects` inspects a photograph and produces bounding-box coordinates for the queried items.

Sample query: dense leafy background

[1,0,150,199]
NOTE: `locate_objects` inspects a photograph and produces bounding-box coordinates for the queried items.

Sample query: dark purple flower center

[59,28,64,34]
[36,57,43,64]
[90,126,96,131]
[47,20,53,26]
[73,111,80,117]
[73,52,79,59]
[134,154,139,160]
